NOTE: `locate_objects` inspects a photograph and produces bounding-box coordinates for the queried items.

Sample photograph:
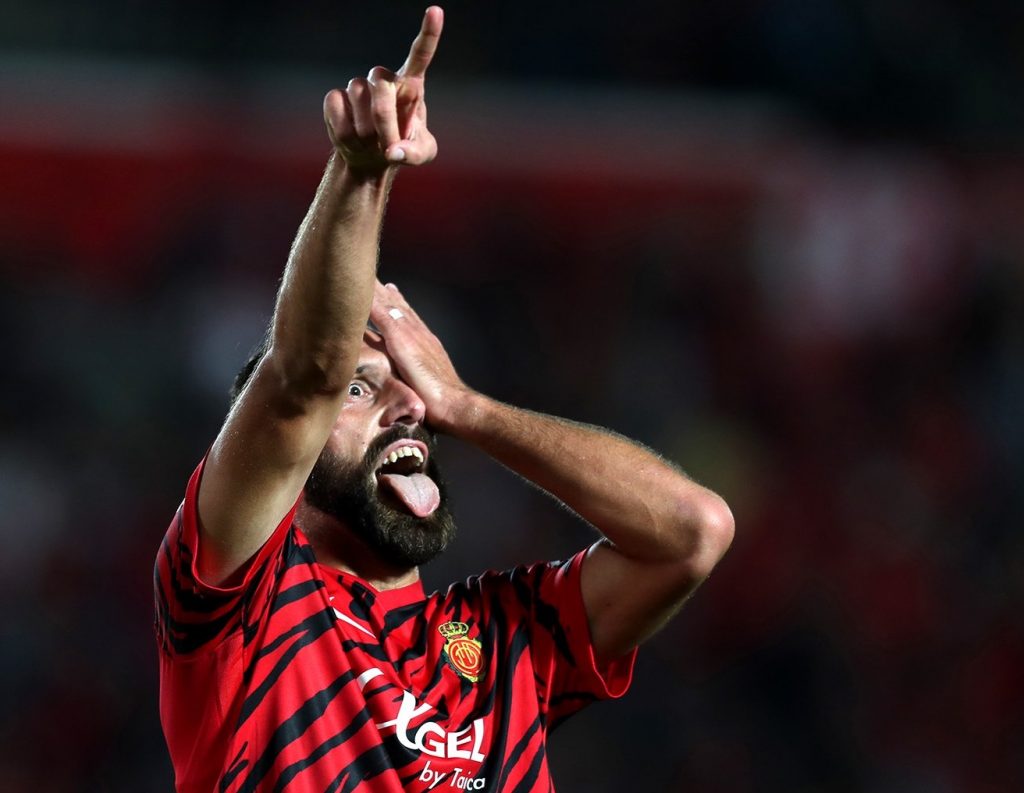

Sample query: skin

[196,8,442,585]
[296,329,439,591]
[368,282,735,659]
[195,6,734,662]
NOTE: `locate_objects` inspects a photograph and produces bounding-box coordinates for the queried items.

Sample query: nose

[381,379,426,427]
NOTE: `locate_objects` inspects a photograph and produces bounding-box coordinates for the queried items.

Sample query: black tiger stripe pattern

[155,460,636,792]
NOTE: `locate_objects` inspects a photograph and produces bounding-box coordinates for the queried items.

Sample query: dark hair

[230,328,271,405]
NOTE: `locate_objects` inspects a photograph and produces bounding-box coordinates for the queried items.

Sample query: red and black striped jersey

[154,460,636,792]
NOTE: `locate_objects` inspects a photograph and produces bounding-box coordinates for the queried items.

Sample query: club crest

[438,621,485,683]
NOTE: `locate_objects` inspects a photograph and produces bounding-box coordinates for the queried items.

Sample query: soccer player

[154,7,734,792]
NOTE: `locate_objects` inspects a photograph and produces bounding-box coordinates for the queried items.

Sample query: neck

[295,502,421,591]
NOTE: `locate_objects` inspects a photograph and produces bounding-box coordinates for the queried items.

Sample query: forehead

[356,332,397,377]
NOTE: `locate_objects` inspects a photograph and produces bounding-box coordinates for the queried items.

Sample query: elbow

[670,490,735,579]
[703,493,736,562]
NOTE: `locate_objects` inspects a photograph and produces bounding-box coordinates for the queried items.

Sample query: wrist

[435,387,491,438]
[330,149,398,187]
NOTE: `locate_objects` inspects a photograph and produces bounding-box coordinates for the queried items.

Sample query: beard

[303,425,456,569]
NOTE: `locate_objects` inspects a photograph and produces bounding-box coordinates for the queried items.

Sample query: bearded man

[154,7,734,792]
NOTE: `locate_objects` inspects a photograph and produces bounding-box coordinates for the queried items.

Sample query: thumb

[386,129,438,166]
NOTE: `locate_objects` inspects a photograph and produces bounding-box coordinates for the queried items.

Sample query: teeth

[380,445,425,470]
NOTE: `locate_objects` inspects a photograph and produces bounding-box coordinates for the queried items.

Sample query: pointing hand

[324,6,443,172]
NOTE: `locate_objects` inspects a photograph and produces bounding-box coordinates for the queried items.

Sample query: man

[154,7,734,792]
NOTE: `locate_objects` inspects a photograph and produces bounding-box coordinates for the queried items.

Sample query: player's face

[303,335,455,569]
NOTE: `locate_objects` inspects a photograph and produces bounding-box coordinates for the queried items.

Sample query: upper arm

[580,505,734,661]
[196,350,348,585]
[579,542,700,661]
[499,556,634,717]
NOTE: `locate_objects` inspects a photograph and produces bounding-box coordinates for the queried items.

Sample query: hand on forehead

[360,330,403,380]
[361,329,393,366]
[364,326,385,348]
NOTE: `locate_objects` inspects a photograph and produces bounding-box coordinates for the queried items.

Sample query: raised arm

[196,8,444,585]
[369,281,734,660]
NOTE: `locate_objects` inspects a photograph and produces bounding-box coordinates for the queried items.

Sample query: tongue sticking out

[378,473,440,518]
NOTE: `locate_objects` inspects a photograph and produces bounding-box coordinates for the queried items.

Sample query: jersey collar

[320,565,426,609]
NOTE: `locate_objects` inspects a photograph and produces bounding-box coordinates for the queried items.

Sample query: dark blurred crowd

[2,1,1023,791]
[4,0,1024,141]
[1,120,1021,790]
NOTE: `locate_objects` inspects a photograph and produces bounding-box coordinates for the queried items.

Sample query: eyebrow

[354,364,383,377]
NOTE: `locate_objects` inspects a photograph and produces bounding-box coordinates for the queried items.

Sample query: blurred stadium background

[1,1,1022,790]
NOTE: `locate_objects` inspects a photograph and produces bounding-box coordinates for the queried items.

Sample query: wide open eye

[348,382,367,399]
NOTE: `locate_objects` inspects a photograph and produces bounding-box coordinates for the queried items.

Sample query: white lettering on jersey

[356,668,385,689]
[420,760,487,790]
[359,668,486,763]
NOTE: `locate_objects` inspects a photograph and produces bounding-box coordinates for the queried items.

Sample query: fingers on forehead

[372,280,395,296]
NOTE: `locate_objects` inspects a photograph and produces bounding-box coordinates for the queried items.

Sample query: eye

[347,382,367,399]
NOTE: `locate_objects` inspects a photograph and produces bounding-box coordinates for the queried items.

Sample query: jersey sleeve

[153,456,298,658]
[511,547,638,728]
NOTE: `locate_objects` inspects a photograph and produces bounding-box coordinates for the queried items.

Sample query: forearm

[371,276,732,657]
[271,154,394,393]
[193,11,443,585]
[445,392,733,567]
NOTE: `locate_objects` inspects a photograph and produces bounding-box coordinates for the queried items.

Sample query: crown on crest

[438,621,469,639]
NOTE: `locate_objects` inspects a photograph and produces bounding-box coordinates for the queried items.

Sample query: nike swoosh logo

[329,596,376,637]
[335,610,376,637]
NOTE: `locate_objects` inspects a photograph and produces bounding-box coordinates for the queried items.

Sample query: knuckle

[367,65,395,83]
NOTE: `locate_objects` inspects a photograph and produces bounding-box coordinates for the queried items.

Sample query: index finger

[397,6,444,78]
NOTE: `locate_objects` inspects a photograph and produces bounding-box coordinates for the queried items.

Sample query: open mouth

[374,440,439,518]
[375,441,428,476]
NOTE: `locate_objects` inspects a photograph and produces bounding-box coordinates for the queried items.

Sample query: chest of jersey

[242,566,514,791]
[323,573,491,758]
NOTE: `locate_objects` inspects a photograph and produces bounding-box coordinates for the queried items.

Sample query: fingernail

[387,148,406,162]
[385,283,398,291]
